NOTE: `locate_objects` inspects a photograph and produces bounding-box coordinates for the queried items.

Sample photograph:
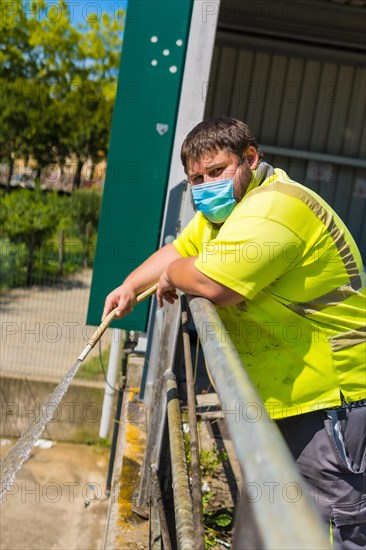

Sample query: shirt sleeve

[172,213,205,257]
[194,215,304,300]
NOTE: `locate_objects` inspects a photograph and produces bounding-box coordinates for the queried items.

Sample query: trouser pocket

[326,405,366,474]
[331,500,366,550]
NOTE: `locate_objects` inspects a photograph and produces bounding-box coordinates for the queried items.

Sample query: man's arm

[102,243,182,319]
[157,256,244,307]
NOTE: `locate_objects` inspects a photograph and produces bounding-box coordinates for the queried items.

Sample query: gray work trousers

[276,402,366,550]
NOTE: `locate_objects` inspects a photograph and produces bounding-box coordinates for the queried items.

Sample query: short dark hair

[180,117,263,172]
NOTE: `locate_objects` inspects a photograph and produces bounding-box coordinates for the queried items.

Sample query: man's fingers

[102,293,120,320]
[156,288,178,308]
[102,284,136,321]
[102,302,112,321]
[115,307,133,318]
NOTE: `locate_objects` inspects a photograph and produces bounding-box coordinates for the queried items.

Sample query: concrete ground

[0,438,110,550]
[0,269,114,549]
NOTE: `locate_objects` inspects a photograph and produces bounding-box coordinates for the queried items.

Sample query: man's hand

[157,270,179,308]
[101,243,183,320]
[102,282,136,320]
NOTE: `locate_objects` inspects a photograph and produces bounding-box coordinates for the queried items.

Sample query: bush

[0,188,102,288]
[1,188,63,285]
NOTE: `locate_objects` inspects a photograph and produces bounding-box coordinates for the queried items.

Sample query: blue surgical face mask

[191,177,237,224]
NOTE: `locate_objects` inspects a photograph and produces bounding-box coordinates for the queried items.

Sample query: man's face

[187,149,253,203]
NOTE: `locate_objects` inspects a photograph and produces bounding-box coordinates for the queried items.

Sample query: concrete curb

[103,356,149,550]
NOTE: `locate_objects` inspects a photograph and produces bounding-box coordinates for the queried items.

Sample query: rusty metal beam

[164,371,195,550]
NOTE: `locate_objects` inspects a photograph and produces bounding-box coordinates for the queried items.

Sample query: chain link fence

[0,268,112,380]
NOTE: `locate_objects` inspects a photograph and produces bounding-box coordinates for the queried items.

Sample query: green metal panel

[87,0,193,330]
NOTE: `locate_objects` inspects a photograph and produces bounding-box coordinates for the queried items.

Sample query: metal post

[105,332,138,496]
[134,299,182,513]
[181,296,205,549]
[99,328,123,439]
[164,371,195,550]
[105,377,124,496]
[151,465,173,550]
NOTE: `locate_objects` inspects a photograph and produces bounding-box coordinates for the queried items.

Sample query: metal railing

[135,294,331,549]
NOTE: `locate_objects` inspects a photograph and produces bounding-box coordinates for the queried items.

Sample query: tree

[0,0,36,184]
[0,0,124,188]
[70,188,101,265]
[61,9,125,187]
[1,188,62,285]
[0,1,63,183]
[0,0,37,80]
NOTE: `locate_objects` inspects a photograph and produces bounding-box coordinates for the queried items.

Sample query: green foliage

[200,445,223,477]
[183,431,191,470]
[0,0,124,184]
[68,188,101,267]
[82,436,111,450]
[94,437,111,450]
[0,238,26,290]
[204,529,217,549]
[76,345,110,382]
[78,9,125,79]
[1,188,63,284]
[202,490,214,511]
[0,187,101,288]
[1,189,57,242]
[70,189,101,234]
[204,509,233,548]
[0,0,36,79]
[205,509,233,530]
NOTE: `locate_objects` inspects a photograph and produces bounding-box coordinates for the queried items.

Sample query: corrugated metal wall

[204,7,366,260]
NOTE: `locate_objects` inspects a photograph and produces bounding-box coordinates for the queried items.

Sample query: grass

[83,437,111,451]
[200,445,226,477]
[75,345,111,382]
[184,424,233,548]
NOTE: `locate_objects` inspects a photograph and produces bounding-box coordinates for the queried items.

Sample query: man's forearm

[102,243,183,319]
[124,243,182,294]
[166,256,244,306]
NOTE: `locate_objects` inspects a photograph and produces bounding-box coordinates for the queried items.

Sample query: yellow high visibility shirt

[173,168,366,419]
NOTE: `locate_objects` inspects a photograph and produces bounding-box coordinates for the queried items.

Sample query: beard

[233,161,253,203]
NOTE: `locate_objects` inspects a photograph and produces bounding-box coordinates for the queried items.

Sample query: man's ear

[244,146,260,169]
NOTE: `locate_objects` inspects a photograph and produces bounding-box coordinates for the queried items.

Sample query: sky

[64,0,128,26]
[23,1,128,27]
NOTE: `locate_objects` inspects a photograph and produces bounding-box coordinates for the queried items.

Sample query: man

[103,117,365,549]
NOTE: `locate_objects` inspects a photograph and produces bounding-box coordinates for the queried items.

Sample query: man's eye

[209,167,224,177]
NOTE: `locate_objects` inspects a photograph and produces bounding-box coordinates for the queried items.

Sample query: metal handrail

[188,295,331,550]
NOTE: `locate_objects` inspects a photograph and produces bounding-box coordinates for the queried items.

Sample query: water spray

[0,284,158,503]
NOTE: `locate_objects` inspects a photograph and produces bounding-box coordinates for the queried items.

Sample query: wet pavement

[0,438,110,550]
